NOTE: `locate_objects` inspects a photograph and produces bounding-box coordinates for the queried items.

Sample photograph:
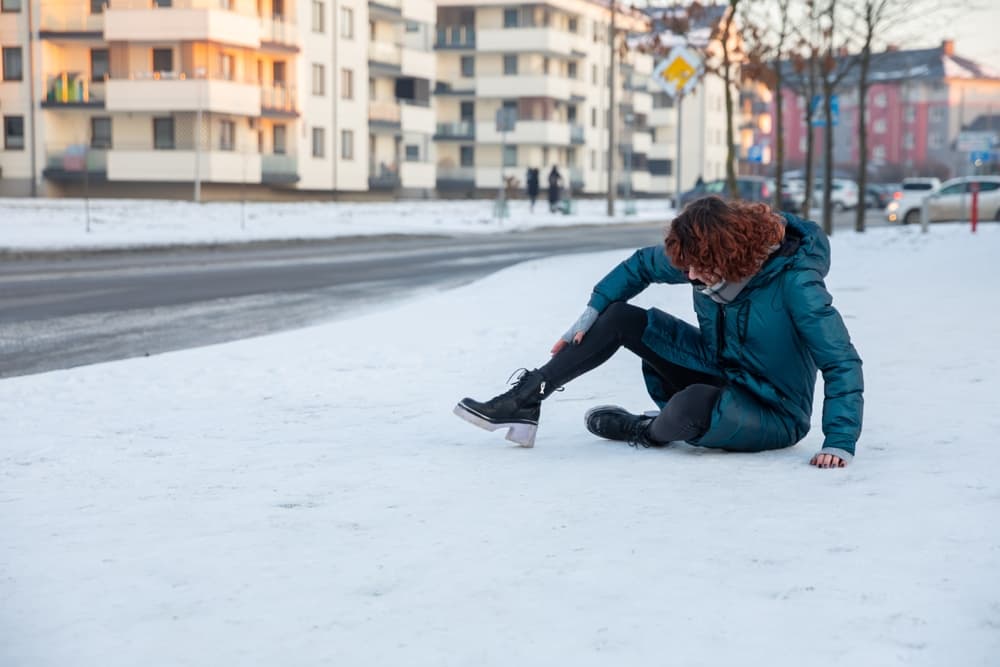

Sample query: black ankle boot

[584,405,661,448]
[454,369,552,448]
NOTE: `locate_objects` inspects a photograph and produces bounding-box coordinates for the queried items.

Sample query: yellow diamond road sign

[653,46,703,98]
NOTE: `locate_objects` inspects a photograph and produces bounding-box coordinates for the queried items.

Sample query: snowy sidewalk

[1,223,999,666]
[0,197,674,253]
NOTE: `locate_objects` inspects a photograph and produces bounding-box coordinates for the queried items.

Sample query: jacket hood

[781,213,831,278]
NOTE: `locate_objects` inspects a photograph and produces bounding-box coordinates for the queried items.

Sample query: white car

[812,179,859,211]
[885,177,941,224]
[889,176,1000,225]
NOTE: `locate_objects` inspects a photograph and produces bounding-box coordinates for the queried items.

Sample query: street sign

[747,145,764,163]
[652,46,703,98]
[970,150,991,165]
[810,95,839,127]
[957,131,996,152]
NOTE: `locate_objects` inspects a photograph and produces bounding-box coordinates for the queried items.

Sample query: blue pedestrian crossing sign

[747,145,764,163]
[810,95,839,127]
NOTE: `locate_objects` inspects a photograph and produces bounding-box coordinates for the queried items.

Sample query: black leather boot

[454,369,553,448]
[584,405,661,448]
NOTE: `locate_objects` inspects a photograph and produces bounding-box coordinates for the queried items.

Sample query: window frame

[311,0,324,33]
[2,47,23,81]
[340,6,354,38]
[340,68,353,100]
[341,129,354,160]
[312,63,325,96]
[219,119,235,151]
[3,115,25,150]
[503,54,518,76]
[152,48,173,75]
[152,117,175,150]
[90,116,112,149]
[90,48,109,82]
[459,144,474,167]
[2,0,23,13]
[460,55,474,78]
[273,124,287,154]
[312,126,325,158]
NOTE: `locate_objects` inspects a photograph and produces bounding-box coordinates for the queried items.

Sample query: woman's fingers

[551,339,567,355]
[573,331,586,344]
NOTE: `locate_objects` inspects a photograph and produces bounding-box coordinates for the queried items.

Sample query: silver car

[899,176,1000,224]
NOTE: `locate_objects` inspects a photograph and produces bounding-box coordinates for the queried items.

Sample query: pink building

[772,41,1000,181]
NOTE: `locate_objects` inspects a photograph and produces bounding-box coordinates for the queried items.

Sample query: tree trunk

[774,65,784,211]
[822,82,834,235]
[855,16,874,232]
[723,1,739,198]
[800,57,818,217]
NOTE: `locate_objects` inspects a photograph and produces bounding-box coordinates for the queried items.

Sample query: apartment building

[0,0,429,197]
[432,0,653,197]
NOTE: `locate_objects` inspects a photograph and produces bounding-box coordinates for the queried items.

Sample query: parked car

[885,177,941,224]
[812,178,860,211]
[888,176,1000,225]
[780,179,807,212]
[864,184,894,209]
[678,176,774,208]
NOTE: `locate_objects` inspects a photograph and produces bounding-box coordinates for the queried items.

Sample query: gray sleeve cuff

[819,447,854,464]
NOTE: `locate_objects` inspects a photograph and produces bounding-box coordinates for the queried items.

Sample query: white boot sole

[453,403,537,448]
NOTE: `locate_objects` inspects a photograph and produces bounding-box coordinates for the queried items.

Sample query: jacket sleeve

[587,245,689,312]
[785,269,864,456]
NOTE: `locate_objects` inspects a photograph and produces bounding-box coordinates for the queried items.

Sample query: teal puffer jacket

[586,214,864,457]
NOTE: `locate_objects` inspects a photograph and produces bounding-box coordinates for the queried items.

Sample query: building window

[904,106,915,123]
[152,48,173,75]
[903,133,914,149]
[568,62,577,79]
[460,145,474,166]
[312,127,325,157]
[273,124,287,154]
[3,115,24,150]
[153,117,174,149]
[341,6,353,38]
[219,53,234,81]
[2,47,22,81]
[460,100,474,121]
[872,145,886,161]
[568,17,577,32]
[592,64,598,84]
[460,55,474,77]
[2,0,23,12]
[874,92,887,108]
[90,117,111,148]
[273,61,286,84]
[503,8,518,27]
[590,149,595,169]
[154,0,171,6]
[929,132,944,149]
[219,120,235,150]
[405,144,420,161]
[503,144,517,167]
[930,107,945,122]
[340,68,353,99]
[503,54,517,75]
[312,63,325,95]
[341,129,353,159]
[873,118,886,134]
[311,0,324,32]
[90,48,109,81]
[591,107,596,128]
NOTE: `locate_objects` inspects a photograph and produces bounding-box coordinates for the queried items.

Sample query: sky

[2,220,999,665]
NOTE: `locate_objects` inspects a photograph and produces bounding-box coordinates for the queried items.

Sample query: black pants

[538,302,723,444]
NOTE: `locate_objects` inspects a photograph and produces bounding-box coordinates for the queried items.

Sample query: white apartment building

[0,0,429,197]
[432,0,653,197]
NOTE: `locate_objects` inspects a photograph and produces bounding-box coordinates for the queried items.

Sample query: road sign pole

[675,93,683,210]
[971,181,979,233]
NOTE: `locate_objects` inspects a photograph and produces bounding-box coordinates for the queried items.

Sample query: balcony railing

[435,25,475,48]
[39,5,104,32]
[436,166,475,183]
[44,73,106,106]
[261,84,296,113]
[45,147,109,173]
[435,121,474,139]
[368,41,403,66]
[262,153,298,183]
[260,17,298,46]
[369,100,401,124]
[369,161,400,189]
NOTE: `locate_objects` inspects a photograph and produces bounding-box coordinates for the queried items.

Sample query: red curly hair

[665,196,786,282]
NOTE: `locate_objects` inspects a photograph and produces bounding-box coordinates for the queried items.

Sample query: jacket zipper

[716,303,727,364]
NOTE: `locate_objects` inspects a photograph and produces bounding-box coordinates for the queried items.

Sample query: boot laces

[626,417,655,448]
[505,368,563,396]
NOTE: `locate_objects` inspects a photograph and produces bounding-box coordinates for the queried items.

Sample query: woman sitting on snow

[454,196,863,468]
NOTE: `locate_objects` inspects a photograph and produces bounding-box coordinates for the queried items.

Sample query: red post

[970,181,979,233]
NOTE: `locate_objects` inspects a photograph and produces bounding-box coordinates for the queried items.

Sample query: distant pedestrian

[547,166,562,213]
[526,168,540,211]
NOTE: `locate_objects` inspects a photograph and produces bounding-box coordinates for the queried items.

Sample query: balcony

[477,76,571,101]
[476,120,571,145]
[368,0,403,22]
[106,149,263,183]
[43,147,108,182]
[39,4,103,35]
[369,100,401,131]
[106,73,261,117]
[262,154,298,184]
[400,101,435,135]
[261,84,298,117]
[434,121,475,140]
[260,16,299,50]
[368,41,402,72]
[42,73,105,108]
[369,162,400,190]
[435,25,475,49]
[400,161,435,189]
[104,0,261,49]
[436,165,475,187]
[477,28,577,57]
[400,47,435,79]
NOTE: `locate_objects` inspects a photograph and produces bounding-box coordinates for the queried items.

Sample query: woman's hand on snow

[810,453,846,468]
[551,307,599,355]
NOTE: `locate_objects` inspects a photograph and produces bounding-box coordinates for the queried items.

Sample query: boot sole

[453,402,537,448]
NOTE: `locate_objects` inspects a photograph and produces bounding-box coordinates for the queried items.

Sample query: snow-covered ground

[0,197,673,252]
[2,223,999,666]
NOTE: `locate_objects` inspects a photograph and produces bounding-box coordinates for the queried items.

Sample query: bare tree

[786,2,823,218]
[717,0,742,198]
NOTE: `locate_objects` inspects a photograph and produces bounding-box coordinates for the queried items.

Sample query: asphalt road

[0,208,886,378]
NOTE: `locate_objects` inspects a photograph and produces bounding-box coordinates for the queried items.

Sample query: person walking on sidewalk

[526,167,540,211]
[454,196,863,468]
[547,166,563,212]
